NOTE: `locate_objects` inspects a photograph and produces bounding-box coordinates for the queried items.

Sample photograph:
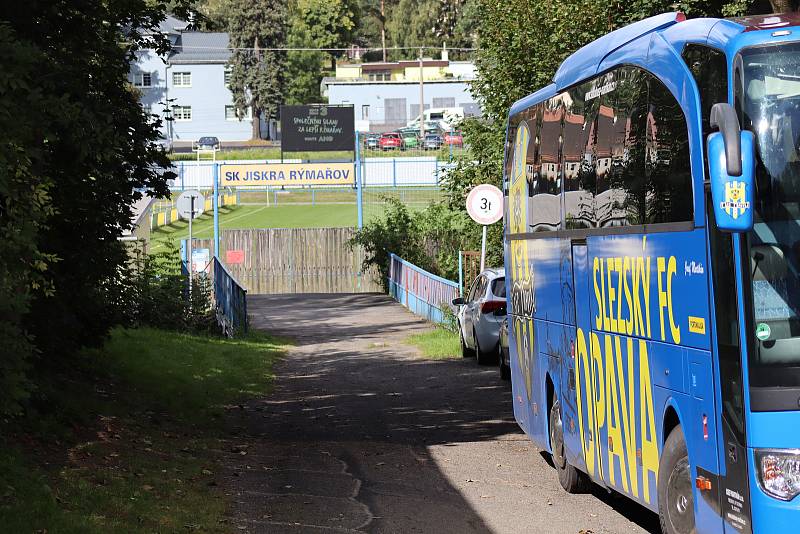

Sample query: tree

[386,0,440,57]
[228,0,288,140]
[295,0,360,69]
[2,0,178,412]
[358,0,396,60]
[285,8,326,104]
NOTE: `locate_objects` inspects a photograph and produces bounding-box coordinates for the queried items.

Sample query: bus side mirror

[708,103,755,233]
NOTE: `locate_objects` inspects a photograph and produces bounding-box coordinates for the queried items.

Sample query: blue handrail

[387,253,459,325]
[213,256,248,336]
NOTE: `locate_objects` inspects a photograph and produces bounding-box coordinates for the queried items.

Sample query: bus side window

[610,66,648,226]
[564,78,598,229]
[646,75,693,224]
[682,44,727,138]
[595,71,626,227]
[525,105,541,199]
[530,99,562,232]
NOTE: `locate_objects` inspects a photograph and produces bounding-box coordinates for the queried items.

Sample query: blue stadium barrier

[213,256,248,336]
[388,253,459,325]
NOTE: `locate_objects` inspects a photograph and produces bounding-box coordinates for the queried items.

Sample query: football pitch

[150,204,357,252]
[149,186,443,253]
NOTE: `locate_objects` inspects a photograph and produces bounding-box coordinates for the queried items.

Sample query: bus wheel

[658,425,695,534]
[549,396,587,493]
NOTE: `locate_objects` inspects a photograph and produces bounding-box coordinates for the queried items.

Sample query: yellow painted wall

[403,66,448,81]
[335,65,362,79]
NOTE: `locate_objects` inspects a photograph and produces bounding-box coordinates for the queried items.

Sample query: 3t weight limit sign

[466,184,503,225]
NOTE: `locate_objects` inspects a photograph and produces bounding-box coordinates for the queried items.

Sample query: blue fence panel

[388,253,459,325]
[213,256,248,336]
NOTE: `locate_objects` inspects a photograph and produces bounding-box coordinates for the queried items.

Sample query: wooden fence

[192,228,381,294]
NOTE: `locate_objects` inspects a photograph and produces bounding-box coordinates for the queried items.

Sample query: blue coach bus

[504,12,800,534]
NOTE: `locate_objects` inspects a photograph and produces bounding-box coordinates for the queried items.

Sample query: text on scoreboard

[220,163,355,187]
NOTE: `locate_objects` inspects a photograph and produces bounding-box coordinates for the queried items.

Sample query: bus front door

[570,242,605,484]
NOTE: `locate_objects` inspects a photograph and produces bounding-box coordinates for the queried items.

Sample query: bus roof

[509,12,800,116]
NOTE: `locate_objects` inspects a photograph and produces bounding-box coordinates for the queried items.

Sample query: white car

[452,268,506,365]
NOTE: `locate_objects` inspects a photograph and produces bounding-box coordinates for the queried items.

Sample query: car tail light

[481,300,505,314]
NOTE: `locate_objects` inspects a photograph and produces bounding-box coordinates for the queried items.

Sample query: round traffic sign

[466,184,504,225]
[176,190,205,220]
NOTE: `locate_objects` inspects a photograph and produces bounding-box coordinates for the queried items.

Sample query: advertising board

[280,105,355,152]
[220,162,355,187]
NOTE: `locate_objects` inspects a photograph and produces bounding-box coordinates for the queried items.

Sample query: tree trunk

[252,108,262,140]
[770,0,796,12]
[252,36,261,140]
[381,0,387,62]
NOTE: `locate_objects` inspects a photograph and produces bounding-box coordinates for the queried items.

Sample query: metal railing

[213,256,248,336]
[388,253,459,325]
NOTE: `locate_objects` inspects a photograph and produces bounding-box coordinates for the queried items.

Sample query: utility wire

[170,44,478,52]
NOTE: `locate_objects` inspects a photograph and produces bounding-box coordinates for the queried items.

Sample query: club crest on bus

[721,180,751,220]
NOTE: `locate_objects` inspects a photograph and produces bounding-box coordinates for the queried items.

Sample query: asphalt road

[220,293,660,534]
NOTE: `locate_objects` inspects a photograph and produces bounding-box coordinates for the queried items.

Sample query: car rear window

[491,278,506,298]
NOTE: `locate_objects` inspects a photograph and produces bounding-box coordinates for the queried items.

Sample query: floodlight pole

[213,163,220,258]
[419,47,425,139]
[188,195,194,297]
[355,131,363,229]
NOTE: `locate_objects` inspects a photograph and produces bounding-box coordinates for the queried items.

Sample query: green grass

[406,327,461,360]
[150,204,357,253]
[0,327,288,533]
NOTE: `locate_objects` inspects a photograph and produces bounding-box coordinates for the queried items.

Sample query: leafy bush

[139,243,216,333]
[124,241,217,334]
[350,196,493,289]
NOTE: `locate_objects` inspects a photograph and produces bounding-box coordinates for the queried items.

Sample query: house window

[367,71,391,81]
[172,105,192,121]
[224,68,231,86]
[384,98,407,123]
[432,97,455,108]
[133,72,152,88]
[361,105,370,120]
[173,72,192,87]
[225,105,252,120]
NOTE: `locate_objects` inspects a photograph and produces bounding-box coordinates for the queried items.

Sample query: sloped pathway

[220,293,658,534]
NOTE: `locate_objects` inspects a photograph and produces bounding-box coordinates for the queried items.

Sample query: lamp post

[419,47,425,139]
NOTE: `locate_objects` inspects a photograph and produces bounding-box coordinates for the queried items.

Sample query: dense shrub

[125,242,217,334]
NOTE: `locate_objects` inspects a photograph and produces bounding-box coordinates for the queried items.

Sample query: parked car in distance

[196,136,220,150]
[379,132,403,150]
[423,134,443,150]
[364,133,380,150]
[155,137,173,152]
[400,131,420,150]
[498,316,510,380]
[452,268,506,365]
[443,131,463,146]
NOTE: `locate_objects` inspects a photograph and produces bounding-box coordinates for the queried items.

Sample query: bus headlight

[756,449,800,501]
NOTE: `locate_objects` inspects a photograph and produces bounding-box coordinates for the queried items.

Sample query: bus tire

[461,331,474,358]
[658,425,695,534]
[549,395,588,493]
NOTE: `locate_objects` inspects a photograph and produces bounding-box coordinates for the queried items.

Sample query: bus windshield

[741,42,800,388]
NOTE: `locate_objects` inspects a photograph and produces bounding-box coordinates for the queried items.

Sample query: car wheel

[658,425,695,534]
[460,329,474,358]
[549,394,589,493]
[474,328,496,365]
[499,347,511,380]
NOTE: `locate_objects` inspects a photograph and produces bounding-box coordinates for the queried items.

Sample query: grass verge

[0,327,288,533]
[406,327,461,360]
